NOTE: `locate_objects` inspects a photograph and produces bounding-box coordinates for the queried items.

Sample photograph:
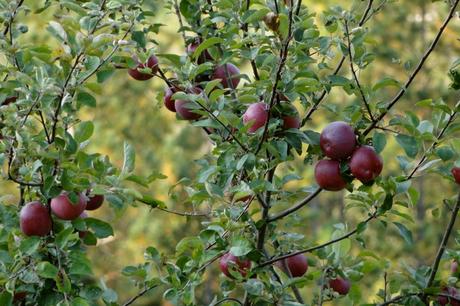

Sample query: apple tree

[2,0,460,305]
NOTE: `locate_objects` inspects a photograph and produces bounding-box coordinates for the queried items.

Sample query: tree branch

[363,0,460,136]
[268,187,322,222]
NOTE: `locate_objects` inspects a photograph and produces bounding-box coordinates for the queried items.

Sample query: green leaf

[395,134,419,158]
[393,222,413,245]
[55,227,75,249]
[37,261,59,279]
[121,142,135,176]
[85,218,114,238]
[244,279,264,296]
[74,121,94,143]
[436,146,455,161]
[373,77,401,91]
[76,91,96,108]
[19,236,41,256]
[0,292,12,306]
[47,21,67,42]
[230,237,252,256]
[243,8,270,23]
[373,132,386,154]
[192,37,223,60]
[71,298,90,306]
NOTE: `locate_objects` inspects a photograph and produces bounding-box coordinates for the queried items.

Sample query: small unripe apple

[20,201,52,237]
[452,167,460,184]
[314,159,347,191]
[219,252,251,278]
[328,277,351,295]
[275,254,308,277]
[438,286,460,306]
[2,96,17,106]
[212,63,240,89]
[86,194,104,211]
[128,55,159,81]
[51,193,87,220]
[243,102,269,133]
[164,87,178,112]
[175,87,203,120]
[320,121,356,160]
[186,40,212,64]
[349,145,383,183]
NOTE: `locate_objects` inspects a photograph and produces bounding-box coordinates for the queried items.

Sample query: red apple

[314,159,347,191]
[276,254,308,277]
[349,145,383,183]
[51,193,87,221]
[13,291,27,302]
[438,287,460,306]
[212,63,240,89]
[329,277,351,295]
[20,201,52,237]
[243,102,269,133]
[175,87,203,120]
[2,96,17,106]
[128,55,159,81]
[164,87,178,112]
[452,167,460,184]
[186,40,212,64]
[86,194,104,211]
[320,121,356,160]
[219,252,251,278]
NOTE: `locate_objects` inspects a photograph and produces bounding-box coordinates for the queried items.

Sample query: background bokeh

[2,0,460,305]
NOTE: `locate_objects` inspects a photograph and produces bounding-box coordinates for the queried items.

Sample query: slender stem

[363,0,460,136]
[344,19,374,122]
[268,187,322,222]
[260,213,376,267]
[425,192,460,289]
[173,0,188,43]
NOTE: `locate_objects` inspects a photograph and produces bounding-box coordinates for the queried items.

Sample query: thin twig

[363,0,460,136]
[268,187,322,222]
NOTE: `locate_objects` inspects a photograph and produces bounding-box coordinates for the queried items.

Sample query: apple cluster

[127,40,302,133]
[315,121,383,191]
[19,191,104,238]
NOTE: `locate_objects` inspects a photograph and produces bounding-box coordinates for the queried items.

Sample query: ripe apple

[276,254,308,277]
[314,159,347,191]
[20,201,52,237]
[438,287,460,306]
[320,121,356,160]
[349,145,383,183]
[219,252,251,278]
[452,167,460,184]
[328,277,351,295]
[243,102,269,133]
[51,193,87,220]
[186,39,212,64]
[164,87,178,112]
[175,87,203,120]
[279,103,300,129]
[212,63,240,89]
[128,55,159,81]
[86,194,104,211]
[13,291,27,302]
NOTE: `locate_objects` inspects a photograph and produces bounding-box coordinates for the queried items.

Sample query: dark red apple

[212,63,240,89]
[86,194,104,211]
[13,291,27,302]
[51,193,87,221]
[175,87,203,120]
[320,121,356,160]
[452,167,460,184]
[438,287,460,306]
[2,96,17,106]
[164,87,178,112]
[281,104,301,129]
[314,159,347,191]
[329,277,351,295]
[243,102,269,133]
[128,55,159,81]
[276,254,308,277]
[219,252,251,278]
[349,145,383,183]
[186,40,212,64]
[20,201,52,237]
